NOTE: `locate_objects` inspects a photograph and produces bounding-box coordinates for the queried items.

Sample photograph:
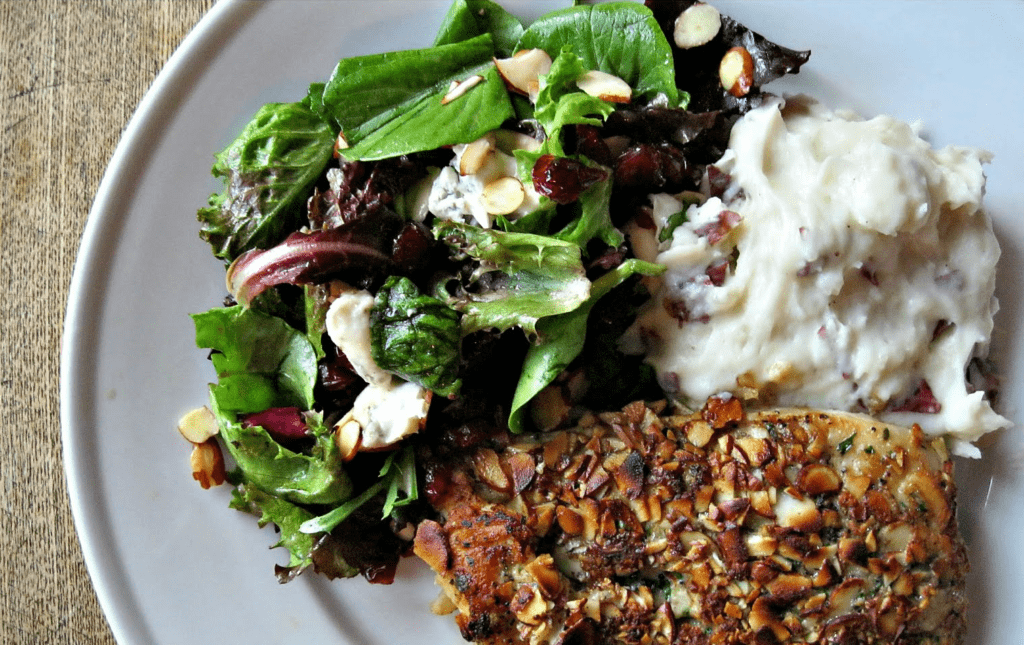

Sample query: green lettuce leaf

[213,400,351,506]
[508,259,665,432]
[229,483,319,575]
[434,220,590,336]
[298,445,417,534]
[303,284,332,362]
[433,0,524,57]
[192,305,317,414]
[370,276,462,397]
[198,100,335,261]
[516,2,679,104]
[533,47,616,154]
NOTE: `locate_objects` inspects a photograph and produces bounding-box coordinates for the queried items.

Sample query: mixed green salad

[180,0,809,583]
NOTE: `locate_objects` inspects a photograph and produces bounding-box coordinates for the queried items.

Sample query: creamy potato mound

[630,96,1007,456]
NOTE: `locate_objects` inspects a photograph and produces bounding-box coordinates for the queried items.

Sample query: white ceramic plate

[61,2,1024,644]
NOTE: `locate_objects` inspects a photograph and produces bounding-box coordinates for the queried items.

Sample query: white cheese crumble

[343,380,429,450]
[634,96,1007,456]
[324,286,392,387]
[427,135,541,228]
[325,283,429,449]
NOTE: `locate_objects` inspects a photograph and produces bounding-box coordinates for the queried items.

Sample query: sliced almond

[511,585,547,625]
[482,176,526,216]
[527,79,541,104]
[441,74,484,105]
[332,131,349,158]
[473,447,511,494]
[525,554,563,598]
[556,505,583,535]
[493,129,542,154]
[334,418,362,461]
[459,135,496,176]
[673,3,722,49]
[494,48,552,96]
[575,70,632,103]
[529,384,571,431]
[190,440,226,489]
[429,591,458,616]
[177,406,218,444]
[796,463,842,495]
[719,46,754,97]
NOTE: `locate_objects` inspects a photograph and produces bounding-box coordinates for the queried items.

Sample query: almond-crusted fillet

[414,399,967,645]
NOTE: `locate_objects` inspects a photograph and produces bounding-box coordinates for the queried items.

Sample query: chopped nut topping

[417,401,967,645]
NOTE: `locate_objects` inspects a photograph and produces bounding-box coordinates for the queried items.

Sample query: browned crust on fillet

[415,399,967,645]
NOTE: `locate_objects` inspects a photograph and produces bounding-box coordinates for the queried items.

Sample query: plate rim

[59,1,258,642]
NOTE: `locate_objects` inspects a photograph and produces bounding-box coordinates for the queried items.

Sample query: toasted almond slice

[576,70,632,103]
[493,129,542,154]
[333,131,349,158]
[334,417,362,461]
[473,447,512,494]
[177,406,218,444]
[482,176,526,216]
[442,74,484,105]
[190,440,226,489]
[527,79,541,104]
[719,46,754,97]
[459,135,496,176]
[494,48,552,95]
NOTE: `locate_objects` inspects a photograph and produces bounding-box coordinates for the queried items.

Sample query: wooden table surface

[1,2,214,643]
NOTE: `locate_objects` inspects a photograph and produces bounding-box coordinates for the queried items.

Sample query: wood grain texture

[0,2,214,643]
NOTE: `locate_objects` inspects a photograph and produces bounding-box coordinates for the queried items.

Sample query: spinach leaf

[370,276,462,397]
[213,400,352,506]
[434,220,590,336]
[198,100,335,261]
[324,34,492,137]
[343,63,514,161]
[517,2,678,104]
[322,34,514,160]
[508,259,665,432]
[192,305,317,414]
[434,0,524,57]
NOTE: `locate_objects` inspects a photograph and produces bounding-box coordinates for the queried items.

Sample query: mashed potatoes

[631,96,1007,457]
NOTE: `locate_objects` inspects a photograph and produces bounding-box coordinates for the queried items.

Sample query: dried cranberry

[391,221,435,276]
[423,461,455,505]
[614,143,691,193]
[707,165,732,198]
[572,124,614,166]
[706,260,729,286]
[891,381,941,414]
[532,154,608,204]
[694,210,742,245]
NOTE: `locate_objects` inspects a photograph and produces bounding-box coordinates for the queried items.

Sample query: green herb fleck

[837,433,856,455]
